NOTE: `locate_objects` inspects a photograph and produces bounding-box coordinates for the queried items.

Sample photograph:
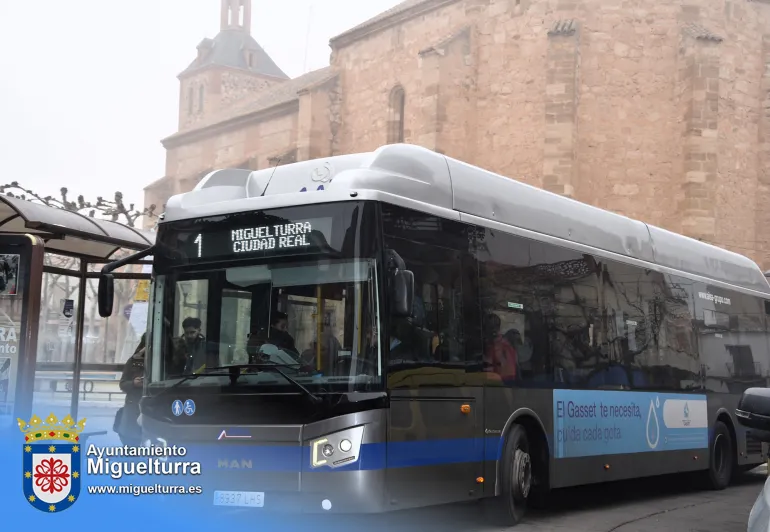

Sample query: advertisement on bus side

[553,389,709,458]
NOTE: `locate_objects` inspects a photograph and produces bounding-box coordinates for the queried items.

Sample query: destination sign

[182,217,333,261]
[231,222,313,254]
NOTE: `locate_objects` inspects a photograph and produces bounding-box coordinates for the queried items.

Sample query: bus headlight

[309,426,364,469]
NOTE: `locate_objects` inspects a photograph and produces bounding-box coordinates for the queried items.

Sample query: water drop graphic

[655,396,660,408]
[646,400,660,449]
[684,402,689,418]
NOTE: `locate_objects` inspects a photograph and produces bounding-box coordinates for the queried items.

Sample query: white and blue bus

[99,143,770,525]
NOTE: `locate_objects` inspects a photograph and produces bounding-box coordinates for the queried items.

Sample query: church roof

[180,29,288,79]
[337,0,427,37]
[224,67,335,119]
[162,67,335,147]
[330,0,456,47]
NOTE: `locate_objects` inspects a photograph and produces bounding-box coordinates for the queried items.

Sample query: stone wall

[165,111,298,185]
[679,23,722,242]
[757,34,770,263]
[157,0,770,268]
[710,0,764,262]
[220,70,279,107]
[178,69,281,132]
[543,19,579,198]
[330,0,474,153]
[329,0,770,267]
[297,76,338,161]
[178,72,212,132]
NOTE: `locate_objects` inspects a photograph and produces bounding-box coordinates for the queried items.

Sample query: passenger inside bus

[483,313,518,382]
[268,311,297,353]
[165,316,207,375]
[246,313,301,365]
[433,329,463,363]
[300,331,341,371]
[504,329,532,373]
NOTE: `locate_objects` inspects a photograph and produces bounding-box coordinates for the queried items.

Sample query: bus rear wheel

[485,424,532,526]
[705,420,734,490]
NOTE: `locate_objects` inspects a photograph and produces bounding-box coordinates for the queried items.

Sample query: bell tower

[220,0,252,33]
[174,0,288,131]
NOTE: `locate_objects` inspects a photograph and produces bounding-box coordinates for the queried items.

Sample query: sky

[0,0,403,212]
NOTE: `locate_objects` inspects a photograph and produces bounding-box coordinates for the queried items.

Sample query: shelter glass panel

[32,272,80,414]
[0,253,23,424]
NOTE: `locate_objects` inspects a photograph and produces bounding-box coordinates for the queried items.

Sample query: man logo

[218,459,253,469]
[18,413,85,513]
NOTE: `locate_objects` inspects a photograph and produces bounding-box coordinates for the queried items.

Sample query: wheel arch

[494,408,550,496]
[715,407,738,460]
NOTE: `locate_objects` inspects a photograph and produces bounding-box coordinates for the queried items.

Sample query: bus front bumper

[177,469,388,515]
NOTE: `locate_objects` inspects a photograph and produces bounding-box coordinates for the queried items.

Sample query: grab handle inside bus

[98,245,156,318]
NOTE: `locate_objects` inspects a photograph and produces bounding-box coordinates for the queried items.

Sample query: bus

[99,143,770,525]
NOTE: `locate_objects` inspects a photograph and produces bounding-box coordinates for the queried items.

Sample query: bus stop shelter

[0,195,155,436]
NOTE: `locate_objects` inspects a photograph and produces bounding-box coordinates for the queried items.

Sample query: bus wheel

[485,424,531,526]
[705,420,734,490]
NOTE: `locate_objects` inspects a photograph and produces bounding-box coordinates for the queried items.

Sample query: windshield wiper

[208,364,322,404]
[152,371,232,399]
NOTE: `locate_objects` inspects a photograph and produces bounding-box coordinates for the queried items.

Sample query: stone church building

[145,0,770,268]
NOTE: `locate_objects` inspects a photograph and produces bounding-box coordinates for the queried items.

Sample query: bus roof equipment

[163,143,770,297]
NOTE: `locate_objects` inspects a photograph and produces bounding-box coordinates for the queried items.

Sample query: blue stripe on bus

[181,437,505,472]
[382,438,485,468]
[177,430,709,473]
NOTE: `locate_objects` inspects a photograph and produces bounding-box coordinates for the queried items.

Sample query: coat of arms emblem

[18,413,85,513]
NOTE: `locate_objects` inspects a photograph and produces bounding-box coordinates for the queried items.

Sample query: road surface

[303,469,765,532]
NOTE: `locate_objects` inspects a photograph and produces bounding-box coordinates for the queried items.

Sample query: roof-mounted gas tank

[162,143,455,221]
[160,143,770,296]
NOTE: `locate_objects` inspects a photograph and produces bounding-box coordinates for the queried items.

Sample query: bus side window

[655,274,761,394]
[384,237,465,371]
[475,226,601,386]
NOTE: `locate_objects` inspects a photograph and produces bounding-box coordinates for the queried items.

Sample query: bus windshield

[147,257,382,393]
[145,201,382,394]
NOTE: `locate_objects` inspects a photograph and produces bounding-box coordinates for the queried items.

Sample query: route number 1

[194,234,202,258]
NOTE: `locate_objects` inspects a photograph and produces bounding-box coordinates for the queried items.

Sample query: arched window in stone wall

[187,87,194,115]
[387,85,406,144]
[198,85,205,113]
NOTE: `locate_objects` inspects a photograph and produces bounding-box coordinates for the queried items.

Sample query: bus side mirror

[736,387,770,442]
[391,270,414,317]
[98,273,115,318]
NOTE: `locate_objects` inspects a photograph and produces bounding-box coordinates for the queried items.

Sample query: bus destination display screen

[178,217,334,261]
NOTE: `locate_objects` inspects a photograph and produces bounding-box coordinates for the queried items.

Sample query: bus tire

[705,420,734,490]
[484,424,531,526]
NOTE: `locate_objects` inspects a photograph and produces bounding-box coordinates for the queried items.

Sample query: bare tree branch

[0,182,157,227]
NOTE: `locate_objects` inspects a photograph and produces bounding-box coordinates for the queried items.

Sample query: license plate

[213,490,264,508]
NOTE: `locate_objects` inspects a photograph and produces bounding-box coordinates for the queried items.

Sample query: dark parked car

[736,388,770,532]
